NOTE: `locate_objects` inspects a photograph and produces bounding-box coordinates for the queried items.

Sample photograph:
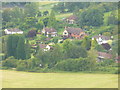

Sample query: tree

[16,36,26,59]
[107,14,118,25]
[68,45,87,58]
[24,3,39,17]
[6,35,13,57]
[25,40,31,59]
[48,44,64,68]
[42,17,49,27]
[36,19,44,30]
[81,37,91,50]
[43,11,49,16]
[78,8,104,27]
[47,10,57,29]
[87,49,98,71]
[2,9,12,22]
[37,11,42,17]
[27,30,37,38]
[91,38,98,49]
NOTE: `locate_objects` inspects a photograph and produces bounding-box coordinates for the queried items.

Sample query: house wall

[63,30,69,36]
[4,29,23,34]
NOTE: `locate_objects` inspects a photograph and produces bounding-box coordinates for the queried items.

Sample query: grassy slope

[2,70,118,88]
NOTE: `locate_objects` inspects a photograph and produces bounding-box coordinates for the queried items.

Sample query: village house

[42,27,57,37]
[63,15,78,24]
[39,44,53,51]
[63,27,87,39]
[97,52,113,62]
[4,28,23,35]
[92,34,112,45]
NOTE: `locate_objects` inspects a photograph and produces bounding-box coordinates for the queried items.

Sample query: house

[63,27,87,39]
[4,28,23,35]
[42,27,57,37]
[92,34,111,44]
[39,44,53,51]
[64,15,78,24]
[97,52,113,62]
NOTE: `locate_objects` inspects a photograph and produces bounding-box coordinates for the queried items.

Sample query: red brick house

[63,27,87,39]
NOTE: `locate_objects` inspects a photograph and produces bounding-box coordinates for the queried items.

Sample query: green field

[1,70,118,88]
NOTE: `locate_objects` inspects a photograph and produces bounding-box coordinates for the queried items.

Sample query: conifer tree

[47,10,57,29]
[16,36,26,59]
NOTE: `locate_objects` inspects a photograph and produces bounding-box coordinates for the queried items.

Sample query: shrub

[55,58,92,71]
[16,60,27,71]
[2,56,18,68]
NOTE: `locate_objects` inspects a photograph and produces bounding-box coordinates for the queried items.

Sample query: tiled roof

[93,35,110,40]
[66,15,78,20]
[98,52,113,59]
[7,28,22,32]
[44,27,57,33]
[65,27,84,34]
[39,44,47,49]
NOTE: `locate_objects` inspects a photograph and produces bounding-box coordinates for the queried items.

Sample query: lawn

[1,70,118,88]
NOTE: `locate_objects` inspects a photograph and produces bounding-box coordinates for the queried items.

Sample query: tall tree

[25,40,31,59]
[91,38,98,49]
[47,10,57,29]
[6,35,13,57]
[16,36,26,59]
[81,37,91,50]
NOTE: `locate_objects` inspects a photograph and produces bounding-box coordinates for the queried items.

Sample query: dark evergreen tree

[25,40,31,59]
[16,36,26,59]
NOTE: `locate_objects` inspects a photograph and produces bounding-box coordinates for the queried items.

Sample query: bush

[55,58,93,71]
[16,65,26,71]
[2,56,18,68]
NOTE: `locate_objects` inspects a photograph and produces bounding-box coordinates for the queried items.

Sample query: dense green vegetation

[1,2,119,74]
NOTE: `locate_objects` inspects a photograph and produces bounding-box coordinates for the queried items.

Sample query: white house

[42,27,57,37]
[92,34,112,45]
[39,44,53,51]
[4,28,23,35]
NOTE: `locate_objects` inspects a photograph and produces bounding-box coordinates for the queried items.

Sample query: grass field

[1,70,118,88]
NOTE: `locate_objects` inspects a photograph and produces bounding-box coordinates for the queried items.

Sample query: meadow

[1,70,118,88]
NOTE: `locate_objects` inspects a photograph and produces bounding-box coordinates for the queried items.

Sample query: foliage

[2,56,18,68]
[47,10,58,29]
[55,58,93,71]
[24,3,39,17]
[16,36,26,59]
[81,37,91,50]
[78,8,104,27]
[27,30,37,37]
